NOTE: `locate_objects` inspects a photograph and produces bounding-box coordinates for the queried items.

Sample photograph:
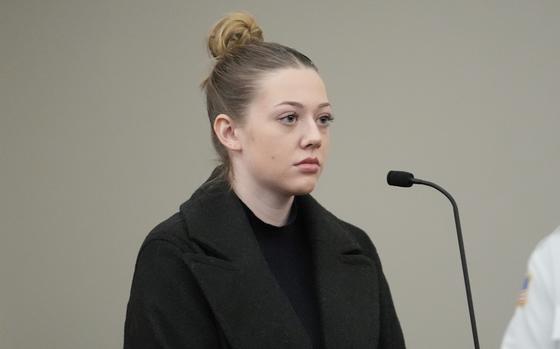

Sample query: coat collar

[179,173,382,348]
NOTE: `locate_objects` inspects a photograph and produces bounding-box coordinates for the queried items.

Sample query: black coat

[124,174,405,349]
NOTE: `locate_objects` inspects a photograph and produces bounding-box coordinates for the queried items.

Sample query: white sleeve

[501,232,558,349]
[554,305,560,343]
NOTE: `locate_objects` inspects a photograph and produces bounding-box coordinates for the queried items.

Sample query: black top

[239,198,324,349]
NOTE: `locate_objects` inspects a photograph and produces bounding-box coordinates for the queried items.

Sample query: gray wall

[2,0,559,348]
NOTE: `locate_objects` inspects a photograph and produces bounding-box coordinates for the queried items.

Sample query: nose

[300,117,322,149]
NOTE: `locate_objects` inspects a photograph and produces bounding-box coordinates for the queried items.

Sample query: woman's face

[235,67,333,196]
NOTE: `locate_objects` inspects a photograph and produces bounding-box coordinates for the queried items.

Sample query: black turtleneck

[239,198,324,349]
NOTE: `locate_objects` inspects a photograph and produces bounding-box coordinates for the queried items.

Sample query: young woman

[124,11,405,349]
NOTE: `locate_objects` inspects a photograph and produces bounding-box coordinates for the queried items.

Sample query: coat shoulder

[140,211,196,255]
[125,210,227,348]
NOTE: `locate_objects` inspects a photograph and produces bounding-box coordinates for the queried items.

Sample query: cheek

[319,132,330,151]
[248,134,281,163]
[266,150,283,164]
[259,144,290,172]
[243,125,295,166]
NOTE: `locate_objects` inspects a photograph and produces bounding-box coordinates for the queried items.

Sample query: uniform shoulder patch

[516,274,531,307]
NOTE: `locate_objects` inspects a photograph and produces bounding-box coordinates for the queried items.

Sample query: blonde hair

[206,11,263,61]
[201,11,318,180]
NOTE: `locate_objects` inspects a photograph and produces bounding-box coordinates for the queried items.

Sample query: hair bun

[207,11,264,60]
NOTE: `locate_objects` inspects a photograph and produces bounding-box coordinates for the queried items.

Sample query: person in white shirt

[502,226,560,349]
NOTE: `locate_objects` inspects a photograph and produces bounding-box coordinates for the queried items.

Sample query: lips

[295,157,320,166]
[295,157,321,174]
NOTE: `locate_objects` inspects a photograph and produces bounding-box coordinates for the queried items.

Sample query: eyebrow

[274,101,331,109]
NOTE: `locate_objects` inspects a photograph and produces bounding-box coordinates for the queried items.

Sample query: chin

[288,178,317,195]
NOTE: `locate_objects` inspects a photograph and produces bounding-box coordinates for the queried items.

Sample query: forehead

[252,68,328,108]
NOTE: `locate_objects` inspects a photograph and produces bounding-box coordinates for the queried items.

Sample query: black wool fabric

[124,171,407,348]
[239,199,324,349]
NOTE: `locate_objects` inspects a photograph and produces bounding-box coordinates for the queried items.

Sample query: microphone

[387,170,480,349]
[386,170,414,187]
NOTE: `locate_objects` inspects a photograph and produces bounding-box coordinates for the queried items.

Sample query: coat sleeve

[373,252,406,349]
[351,227,406,348]
[124,239,227,349]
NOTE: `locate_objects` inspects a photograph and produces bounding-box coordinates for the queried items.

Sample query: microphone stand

[412,178,480,349]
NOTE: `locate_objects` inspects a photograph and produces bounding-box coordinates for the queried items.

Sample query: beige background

[2,0,559,348]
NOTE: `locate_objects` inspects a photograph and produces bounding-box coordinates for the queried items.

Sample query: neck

[230,167,294,227]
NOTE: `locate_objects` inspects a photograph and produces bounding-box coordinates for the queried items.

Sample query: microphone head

[387,170,415,187]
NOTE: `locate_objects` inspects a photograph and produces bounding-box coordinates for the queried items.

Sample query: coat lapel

[299,195,382,348]
[180,178,312,349]
[179,175,381,348]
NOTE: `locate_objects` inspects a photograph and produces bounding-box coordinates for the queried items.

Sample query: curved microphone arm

[412,178,480,349]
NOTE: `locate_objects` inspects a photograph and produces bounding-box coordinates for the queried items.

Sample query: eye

[279,114,298,125]
[317,114,334,127]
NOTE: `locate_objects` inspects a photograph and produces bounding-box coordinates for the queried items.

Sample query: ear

[213,114,242,151]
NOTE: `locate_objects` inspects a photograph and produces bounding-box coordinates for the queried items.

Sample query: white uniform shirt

[502,226,560,349]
